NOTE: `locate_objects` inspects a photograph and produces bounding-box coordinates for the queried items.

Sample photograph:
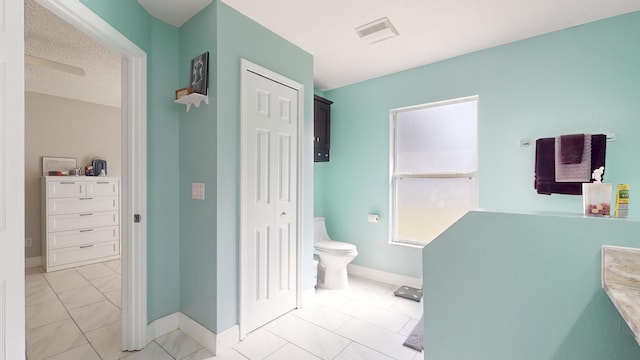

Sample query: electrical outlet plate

[192,183,205,200]
[25,238,32,247]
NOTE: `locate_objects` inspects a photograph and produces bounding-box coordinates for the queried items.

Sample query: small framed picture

[42,156,77,176]
[190,52,209,95]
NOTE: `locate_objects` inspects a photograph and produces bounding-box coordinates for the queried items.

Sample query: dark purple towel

[560,134,585,164]
[534,134,606,195]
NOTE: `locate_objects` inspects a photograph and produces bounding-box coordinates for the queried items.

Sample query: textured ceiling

[25,0,121,108]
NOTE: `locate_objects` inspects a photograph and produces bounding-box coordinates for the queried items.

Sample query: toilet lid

[314,240,357,253]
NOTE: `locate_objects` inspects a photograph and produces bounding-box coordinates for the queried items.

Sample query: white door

[0,0,26,358]
[242,64,299,334]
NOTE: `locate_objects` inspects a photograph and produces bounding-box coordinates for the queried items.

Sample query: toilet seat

[314,240,357,255]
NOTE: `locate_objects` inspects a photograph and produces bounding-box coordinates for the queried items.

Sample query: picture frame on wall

[190,51,209,95]
[42,156,77,176]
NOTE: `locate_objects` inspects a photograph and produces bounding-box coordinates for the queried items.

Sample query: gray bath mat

[394,285,422,302]
[403,315,424,352]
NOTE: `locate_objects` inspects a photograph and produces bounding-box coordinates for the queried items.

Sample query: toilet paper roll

[367,214,380,223]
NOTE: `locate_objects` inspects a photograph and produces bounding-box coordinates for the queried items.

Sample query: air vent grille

[355,17,399,44]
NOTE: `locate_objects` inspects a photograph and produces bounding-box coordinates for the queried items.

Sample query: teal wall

[80,0,313,335]
[423,210,640,359]
[80,0,181,323]
[314,163,325,216]
[216,2,314,332]
[178,4,218,331]
[321,11,640,278]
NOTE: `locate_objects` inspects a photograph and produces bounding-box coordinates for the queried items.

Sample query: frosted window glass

[395,177,477,244]
[396,100,477,174]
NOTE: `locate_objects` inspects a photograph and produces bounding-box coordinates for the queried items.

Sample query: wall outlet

[192,183,205,200]
[25,238,32,247]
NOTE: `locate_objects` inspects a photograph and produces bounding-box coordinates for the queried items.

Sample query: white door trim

[34,0,148,350]
[239,59,304,339]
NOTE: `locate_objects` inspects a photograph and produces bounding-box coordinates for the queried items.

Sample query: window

[391,97,479,246]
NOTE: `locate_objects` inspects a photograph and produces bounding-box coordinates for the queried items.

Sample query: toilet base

[320,265,349,290]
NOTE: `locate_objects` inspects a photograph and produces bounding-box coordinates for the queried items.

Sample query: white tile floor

[26,262,423,360]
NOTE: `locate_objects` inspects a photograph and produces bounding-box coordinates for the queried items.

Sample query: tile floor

[26,262,423,360]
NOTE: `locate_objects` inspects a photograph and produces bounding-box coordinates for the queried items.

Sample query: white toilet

[314,217,358,289]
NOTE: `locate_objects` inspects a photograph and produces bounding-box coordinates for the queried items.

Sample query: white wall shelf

[175,93,209,112]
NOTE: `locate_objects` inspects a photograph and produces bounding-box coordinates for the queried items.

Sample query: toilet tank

[314,217,330,243]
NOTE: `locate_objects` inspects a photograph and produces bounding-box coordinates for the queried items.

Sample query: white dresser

[41,176,121,272]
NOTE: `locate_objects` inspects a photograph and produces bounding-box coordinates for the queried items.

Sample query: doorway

[239,59,304,338]
[31,0,148,351]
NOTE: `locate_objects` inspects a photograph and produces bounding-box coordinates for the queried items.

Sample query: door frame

[239,59,304,339]
[35,0,148,350]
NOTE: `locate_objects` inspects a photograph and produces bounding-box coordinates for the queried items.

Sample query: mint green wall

[82,0,313,335]
[423,210,640,359]
[80,0,181,323]
[216,2,314,332]
[314,163,325,216]
[322,12,640,278]
[178,4,218,331]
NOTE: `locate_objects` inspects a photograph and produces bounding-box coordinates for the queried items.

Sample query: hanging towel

[535,138,582,195]
[591,134,607,176]
[560,134,585,164]
[534,134,607,196]
[555,134,591,182]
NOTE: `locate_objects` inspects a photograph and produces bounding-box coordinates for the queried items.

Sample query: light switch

[192,183,205,200]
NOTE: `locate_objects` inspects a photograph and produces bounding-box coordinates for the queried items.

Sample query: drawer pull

[79,244,94,249]
[79,229,94,233]
[97,181,110,184]
[60,181,76,184]
[79,213,93,217]
[79,197,94,200]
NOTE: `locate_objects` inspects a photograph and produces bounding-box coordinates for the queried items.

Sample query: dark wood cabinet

[314,95,333,162]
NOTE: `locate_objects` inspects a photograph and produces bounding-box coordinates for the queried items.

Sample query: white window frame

[389,96,479,247]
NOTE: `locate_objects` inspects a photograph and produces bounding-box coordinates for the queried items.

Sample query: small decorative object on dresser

[41,176,121,272]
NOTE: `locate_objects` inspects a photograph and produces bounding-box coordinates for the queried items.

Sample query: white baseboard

[146,312,239,356]
[146,312,179,345]
[347,264,422,289]
[25,256,42,268]
[213,324,240,355]
[179,313,218,355]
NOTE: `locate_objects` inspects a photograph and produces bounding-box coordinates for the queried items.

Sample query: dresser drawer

[87,180,119,197]
[48,196,118,215]
[48,241,119,267]
[47,181,85,198]
[48,211,119,232]
[49,226,119,249]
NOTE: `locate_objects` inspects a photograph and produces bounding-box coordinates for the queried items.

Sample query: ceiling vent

[355,17,399,44]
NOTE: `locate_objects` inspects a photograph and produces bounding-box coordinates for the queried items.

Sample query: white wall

[25,91,121,258]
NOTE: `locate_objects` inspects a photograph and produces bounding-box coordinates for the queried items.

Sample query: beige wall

[25,91,121,259]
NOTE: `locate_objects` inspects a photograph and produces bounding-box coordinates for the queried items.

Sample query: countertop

[602,245,640,344]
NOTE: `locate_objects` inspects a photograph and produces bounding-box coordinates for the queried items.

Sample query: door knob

[281,211,287,216]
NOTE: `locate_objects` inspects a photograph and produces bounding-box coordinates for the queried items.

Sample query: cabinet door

[314,95,332,162]
[48,181,85,198]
